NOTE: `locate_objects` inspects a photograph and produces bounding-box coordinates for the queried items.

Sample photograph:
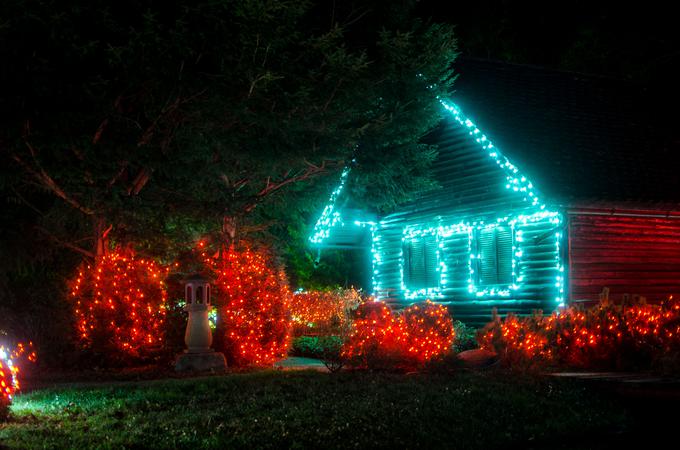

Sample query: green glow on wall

[397,211,562,301]
[440,100,544,209]
[309,100,566,308]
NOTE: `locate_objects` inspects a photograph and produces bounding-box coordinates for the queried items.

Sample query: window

[476,226,513,286]
[404,235,439,290]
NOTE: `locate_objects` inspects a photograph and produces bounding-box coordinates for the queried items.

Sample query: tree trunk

[94,217,111,257]
[220,215,239,259]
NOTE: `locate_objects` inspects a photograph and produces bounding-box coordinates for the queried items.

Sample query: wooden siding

[568,213,680,305]
[373,118,563,326]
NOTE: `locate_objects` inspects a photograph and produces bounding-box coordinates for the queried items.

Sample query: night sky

[415,0,680,134]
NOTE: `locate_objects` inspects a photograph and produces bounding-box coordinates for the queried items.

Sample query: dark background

[417,0,679,128]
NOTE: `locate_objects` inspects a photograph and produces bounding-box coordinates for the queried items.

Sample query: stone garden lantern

[175,274,227,371]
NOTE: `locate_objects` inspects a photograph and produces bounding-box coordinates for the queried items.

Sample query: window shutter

[424,237,439,288]
[404,236,439,290]
[495,226,513,285]
[479,228,498,285]
[409,241,426,289]
[477,226,514,286]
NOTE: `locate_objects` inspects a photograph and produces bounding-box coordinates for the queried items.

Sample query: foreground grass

[1,370,627,449]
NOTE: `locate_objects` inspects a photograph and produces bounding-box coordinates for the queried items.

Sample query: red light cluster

[1,341,37,410]
[480,296,680,369]
[209,245,292,366]
[70,251,168,357]
[289,289,362,336]
[342,300,455,368]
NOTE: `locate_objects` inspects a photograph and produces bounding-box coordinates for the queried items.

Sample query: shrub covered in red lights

[0,355,16,420]
[1,342,37,420]
[211,245,292,367]
[479,297,680,372]
[477,312,553,371]
[289,289,362,337]
[69,251,168,361]
[342,300,455,370]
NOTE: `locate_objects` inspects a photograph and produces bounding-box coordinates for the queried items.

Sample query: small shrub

[478,311,554,372]
[453,320,478,352]
[342,300,455,370]
[1,341,37,421]
[0,359,12,420]
[291,335,343,359]
[317,336,345,373]
[68,251,168,363]
[479,296,680,373]
[212,244,292,367]
[289,289,362,337]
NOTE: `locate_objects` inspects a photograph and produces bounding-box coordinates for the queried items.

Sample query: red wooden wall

[568,213,680,305]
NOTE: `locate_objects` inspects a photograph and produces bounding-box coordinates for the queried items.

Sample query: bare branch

[137,89,207,148]
[92,118,109,144]
[107,162,129,189]
[323,78,344,112]
[243,159,343,212]
[127,168,151,196]
[13,144,96,216]
[35,226,95,259]
[10,186,45,217]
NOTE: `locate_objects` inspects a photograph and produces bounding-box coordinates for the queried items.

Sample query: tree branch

[35,226,95,259]
[126,168,152,196]
[243,159,343,212]
[137,89,207,148]
[13,143,96,216]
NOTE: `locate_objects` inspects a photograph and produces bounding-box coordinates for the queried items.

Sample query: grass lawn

[1,370,629,449]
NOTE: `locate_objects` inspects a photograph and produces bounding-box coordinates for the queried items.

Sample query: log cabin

[309,58,680,325]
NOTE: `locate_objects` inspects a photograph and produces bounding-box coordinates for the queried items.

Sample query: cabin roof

[310,58,680,247]
[450,58,680,208]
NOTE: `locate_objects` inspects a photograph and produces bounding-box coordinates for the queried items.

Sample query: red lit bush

[211,245,292,367]
[1,342,37,420]
[69,251,168,360]
[342,300,455,369]
[479,297,680,372]
[478,312,553,371]
[289,289,362,336]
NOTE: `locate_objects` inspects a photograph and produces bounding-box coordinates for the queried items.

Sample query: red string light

[289,289,362,336]
[480,296,680,369]
[69,251,168,357]
[342,300,455,368]
[1,341,37,411]
[209,245,292,367]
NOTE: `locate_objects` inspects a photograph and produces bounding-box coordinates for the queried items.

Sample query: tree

[1,0,457,258]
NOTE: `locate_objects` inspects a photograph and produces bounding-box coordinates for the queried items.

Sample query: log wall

[568,213,680,305]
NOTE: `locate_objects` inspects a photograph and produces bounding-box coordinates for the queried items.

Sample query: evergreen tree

[1,0,457,258]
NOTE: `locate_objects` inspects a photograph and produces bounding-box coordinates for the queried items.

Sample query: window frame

[401,231,442,299]
[470,224,516,295]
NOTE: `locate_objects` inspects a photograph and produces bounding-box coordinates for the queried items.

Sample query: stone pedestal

[175,349,227,372]
[175,274,227,372]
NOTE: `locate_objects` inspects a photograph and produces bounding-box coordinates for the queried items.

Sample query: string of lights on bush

[479,296,680,368]
[0,342,37,408]
[70,252,168,357]
[342,300,455,368]
[289,289,362,336]
[208,245,292,366]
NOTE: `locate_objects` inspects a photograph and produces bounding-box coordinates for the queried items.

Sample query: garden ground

[2,369,676,449]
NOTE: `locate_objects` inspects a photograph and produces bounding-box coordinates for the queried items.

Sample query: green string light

[309,100,566,307]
